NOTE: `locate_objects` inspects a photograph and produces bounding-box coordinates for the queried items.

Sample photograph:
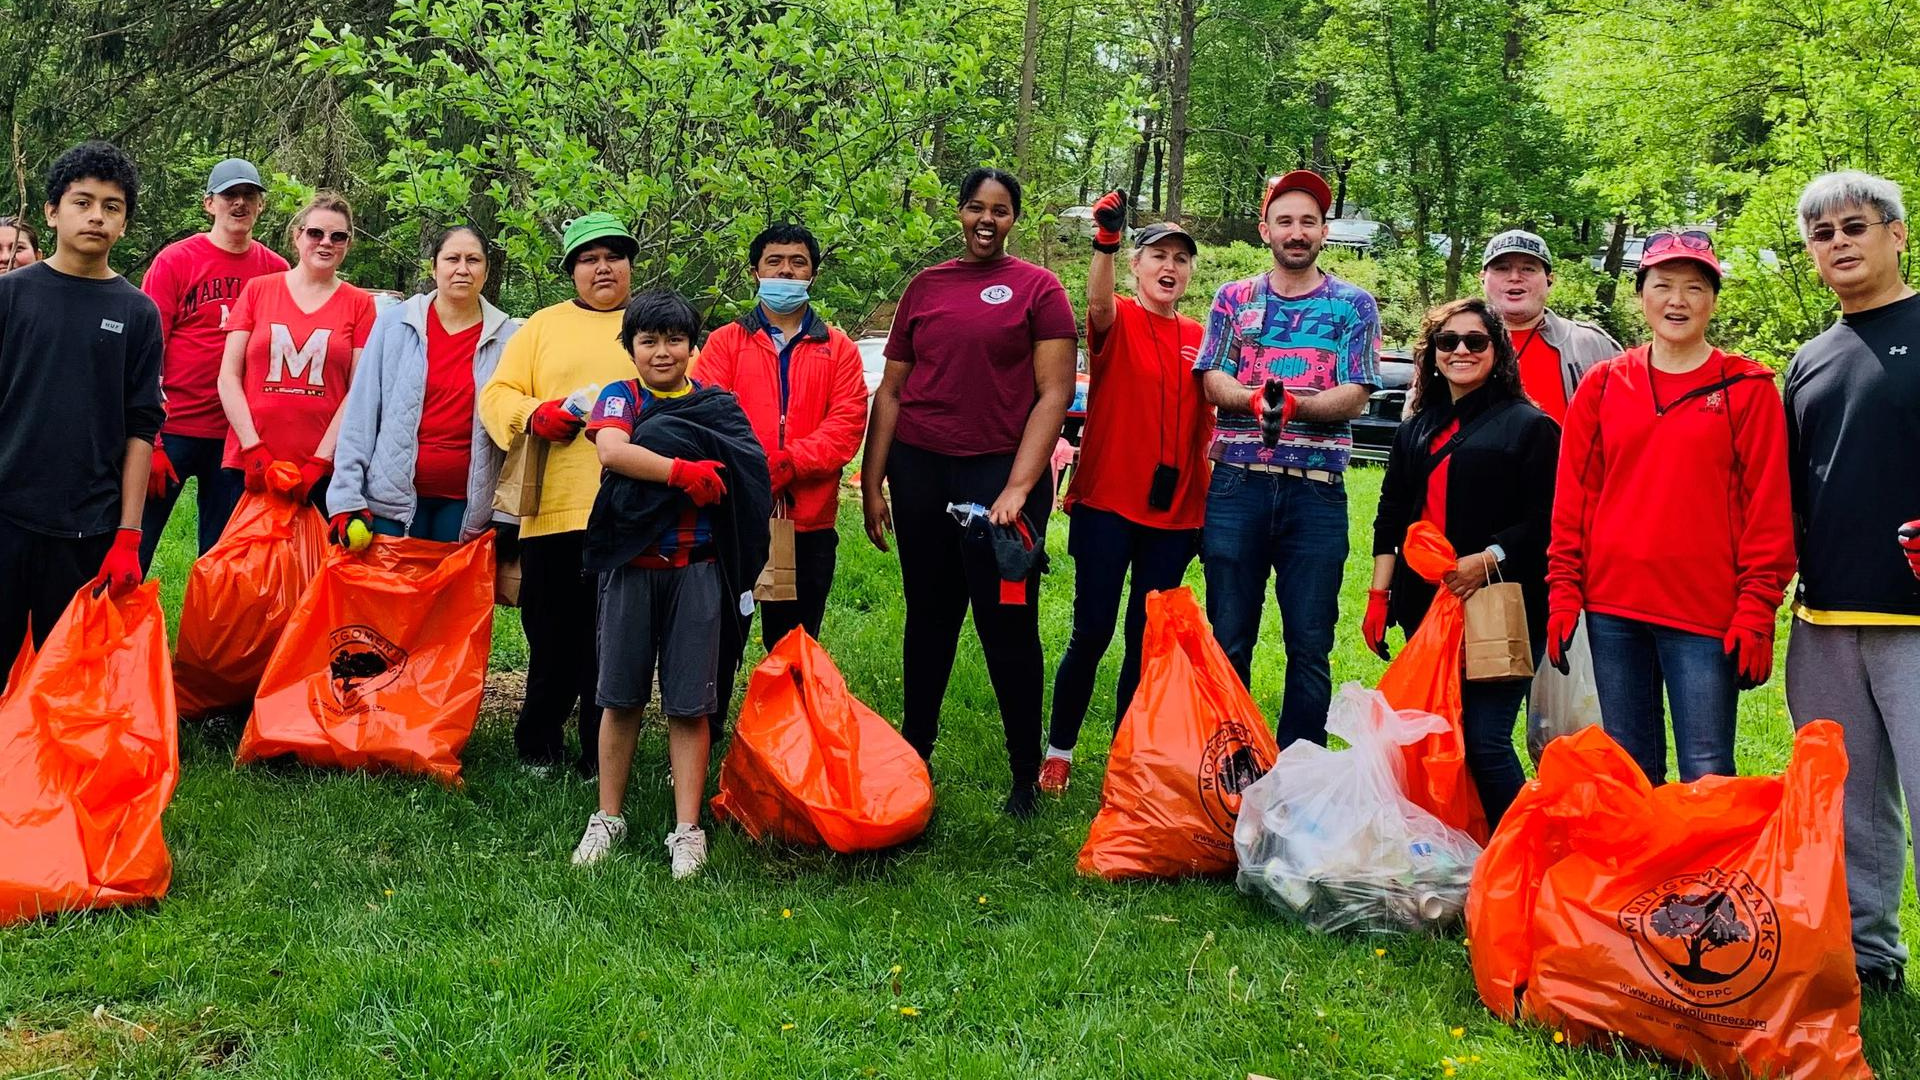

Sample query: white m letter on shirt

[267,324,332,387]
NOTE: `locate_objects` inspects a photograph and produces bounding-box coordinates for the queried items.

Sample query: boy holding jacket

[570,291,770,878]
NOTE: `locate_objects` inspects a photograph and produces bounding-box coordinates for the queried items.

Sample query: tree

[1649,890,1752,982]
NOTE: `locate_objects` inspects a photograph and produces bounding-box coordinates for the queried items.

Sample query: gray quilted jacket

[328,291,520,539]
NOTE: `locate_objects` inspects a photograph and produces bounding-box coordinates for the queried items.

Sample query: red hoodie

[692,312,868,533]
[1547,345,1794,639]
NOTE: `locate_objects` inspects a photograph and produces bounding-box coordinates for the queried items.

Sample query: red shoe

[1038,756,1072,795]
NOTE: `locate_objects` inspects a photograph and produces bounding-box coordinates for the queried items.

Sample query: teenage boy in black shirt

[0,141,164,689]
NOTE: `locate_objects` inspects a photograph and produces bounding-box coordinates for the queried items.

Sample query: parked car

[1056,205,1096,242]
[1349,348,1416,464]
[855,335,889,395]
[1325,217,1385,253]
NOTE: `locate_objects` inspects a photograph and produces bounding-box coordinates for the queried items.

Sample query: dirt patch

[0,1027,92,1073]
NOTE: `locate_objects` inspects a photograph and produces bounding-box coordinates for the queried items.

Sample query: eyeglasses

[1432,331,1493,354]
[302,227,351,245]
[1642,229,1715,257]
[1807,219,1894,245]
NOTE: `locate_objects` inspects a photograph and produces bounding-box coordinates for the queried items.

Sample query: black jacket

[1370,386,1560,639]
[584,387,773,604]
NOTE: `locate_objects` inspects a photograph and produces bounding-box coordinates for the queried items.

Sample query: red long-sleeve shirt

[1547,345,1795,639]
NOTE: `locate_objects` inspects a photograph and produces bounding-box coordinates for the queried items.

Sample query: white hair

[1796,171,1906,241]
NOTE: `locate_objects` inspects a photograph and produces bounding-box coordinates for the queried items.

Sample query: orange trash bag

[1466,720,1870,1080]
[173,462,327,717]
[1377,521,1489,843]
[238,533,495,784]
[1078,586,1279,880]
[712,628,933,852]
[1,583,180,925]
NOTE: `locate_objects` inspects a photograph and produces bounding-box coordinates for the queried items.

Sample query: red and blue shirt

[587,378,713,567]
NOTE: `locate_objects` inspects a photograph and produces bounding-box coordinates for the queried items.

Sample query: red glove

[293,455,331,502]
[528,400,584,443]
[1724,625,1774,691]
[768,449,796,496]
[1362,588,1392,661]
[239,442,274,493]
[328,510,372,547]
[93,527,142,596]
[1249,379,1297,448]
[668,459,727,507]
[147,437,179,500]
[1900,521,1920,582]
[1090,189,1129,253]
[1546,610,1580,675]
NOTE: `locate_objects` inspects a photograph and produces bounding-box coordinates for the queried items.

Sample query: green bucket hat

[561,212,638,269]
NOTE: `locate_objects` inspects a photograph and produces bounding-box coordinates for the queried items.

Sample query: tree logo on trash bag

[327,625,408,708]
[1619,869,1781,1008]
[1196,719,1274,839]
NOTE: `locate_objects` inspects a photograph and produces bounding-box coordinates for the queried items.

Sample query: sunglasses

[1807,219,1894,245]
[1642,229,1714,257]
[1432,331,1493,354]
[301,227,351,245]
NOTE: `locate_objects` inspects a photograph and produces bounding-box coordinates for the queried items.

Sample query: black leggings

[888,441,1051,787]
[515,529,600,774]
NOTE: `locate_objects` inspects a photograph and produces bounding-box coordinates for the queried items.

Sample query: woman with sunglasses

[217,191,376,509]
[1365,298,1559,827]
[1546,230,1794,786]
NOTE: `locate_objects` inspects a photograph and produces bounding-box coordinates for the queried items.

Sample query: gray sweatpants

[1785,621,1920,977]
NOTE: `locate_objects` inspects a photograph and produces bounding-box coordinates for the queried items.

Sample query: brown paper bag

[492,433,546,518]
[1463,580,1533,682]
[754,515,798,602]
[494,557,522,607]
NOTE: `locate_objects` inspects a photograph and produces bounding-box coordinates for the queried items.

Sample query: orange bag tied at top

[1,583,180,925]
[1078,586,1279,880]
[1467,720,1869,1080]
[173,462,328,717]
[1377,521,1489,843]
[238,534,495,784]
[712,628,933,852]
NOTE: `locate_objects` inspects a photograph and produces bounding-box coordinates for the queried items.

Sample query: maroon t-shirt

[885,255,1077,456]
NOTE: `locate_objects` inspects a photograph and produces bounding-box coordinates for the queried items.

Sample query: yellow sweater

[479,300,635,538]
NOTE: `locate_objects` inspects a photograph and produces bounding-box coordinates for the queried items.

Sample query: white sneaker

[665,825,708,880]
[571,811,627,866]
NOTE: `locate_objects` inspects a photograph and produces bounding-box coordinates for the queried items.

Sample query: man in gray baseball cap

[1477,228,1619,421]
[206,158,265,195]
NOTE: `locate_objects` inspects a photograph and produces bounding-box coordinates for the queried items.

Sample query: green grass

[4,471,1915,1078]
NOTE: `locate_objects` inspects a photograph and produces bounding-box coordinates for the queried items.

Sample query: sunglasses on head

[1432,331,1493,354]
[302,226,351,245]
[1807,219,1893,245]
[1642,229,1714,257]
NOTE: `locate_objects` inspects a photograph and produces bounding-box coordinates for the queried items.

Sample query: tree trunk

[1151,137,1164,213]
[1164,0,1197,219]
[1309,81,1333,170]
[1596,212,1630,315]
[1078,128,1098,204]
[1412,195,1434,308]
[1130,112,1155,208]
[1333,160,1350,219]
[1014,0,1042,170]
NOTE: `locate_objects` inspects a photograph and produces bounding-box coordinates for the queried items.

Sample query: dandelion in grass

[1552,1031,1565,1044]
[977,895,987,904]
[781,1023,794,1032]
[890,964,902,975]
[1375,948,1386,957]
[383,889,393,897]
[900,1006,920,1017]
[1450,1026,1464,1038]
[782,908,792,919]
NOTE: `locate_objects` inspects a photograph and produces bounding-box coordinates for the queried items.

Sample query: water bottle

[946,501,988,525]
[563,383,601,419]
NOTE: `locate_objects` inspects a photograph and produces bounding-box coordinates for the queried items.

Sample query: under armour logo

[1891,345,1910,356]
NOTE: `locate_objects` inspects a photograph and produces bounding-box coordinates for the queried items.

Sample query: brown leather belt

[1231,462,1340,484]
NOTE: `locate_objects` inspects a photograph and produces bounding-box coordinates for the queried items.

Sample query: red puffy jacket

[693,313,868,532]
[1547,345,1795,639]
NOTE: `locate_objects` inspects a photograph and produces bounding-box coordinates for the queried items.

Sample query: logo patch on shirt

[1704,390,1725,412]
[979,284,1014,306]
[100,319,124,334]
[1891,345,1910,356]
[604,397,626,418]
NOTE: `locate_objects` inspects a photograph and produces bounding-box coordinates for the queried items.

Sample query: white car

[855,336,889,395]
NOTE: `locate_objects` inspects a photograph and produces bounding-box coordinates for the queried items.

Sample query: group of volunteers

[0,139,1915,992]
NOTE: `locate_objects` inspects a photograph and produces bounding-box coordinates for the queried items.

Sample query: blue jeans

[1200,465,1349,749]
[371,496,468,542]
[1586,612,1737,785]
[1047,507,1198,752]
[139,433,244,571]
[1460,641,1543,829]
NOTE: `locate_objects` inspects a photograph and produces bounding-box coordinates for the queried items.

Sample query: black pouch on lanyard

[1148,464,1180,511]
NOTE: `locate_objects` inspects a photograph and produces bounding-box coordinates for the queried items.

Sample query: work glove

[147,437,179,500]
[1248,378,1297,448]
[1724,624,1774,691]
[528,399,585,443]
[1900,520,1920,582]
[1546,610,1580,675]
[292,455,331,502]
[668,458,727,507]
[93,527,143,596]
[328,509,373,549]
[768,448,796,496]
[1362,588,1392,661]
[1091,189,1129,253]
[239,442,274,493]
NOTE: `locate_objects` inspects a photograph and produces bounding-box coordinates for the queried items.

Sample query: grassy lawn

[3,469,1915,1078]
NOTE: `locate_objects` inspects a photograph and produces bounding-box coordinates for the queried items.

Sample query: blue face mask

[757,277,811,314]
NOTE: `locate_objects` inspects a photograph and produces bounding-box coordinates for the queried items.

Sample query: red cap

[1262,170,1333,217]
